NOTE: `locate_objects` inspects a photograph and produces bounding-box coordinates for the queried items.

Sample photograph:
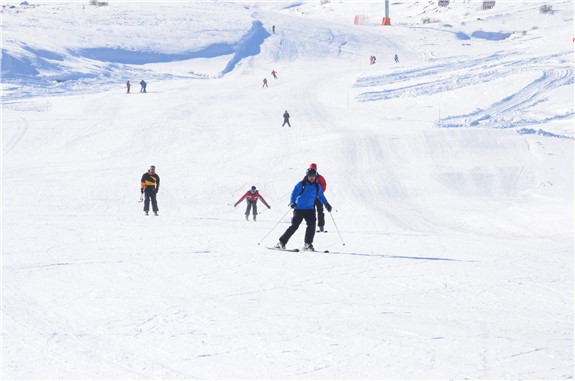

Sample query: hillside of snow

[2,1,573,379]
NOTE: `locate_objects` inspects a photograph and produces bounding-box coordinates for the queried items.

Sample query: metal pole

[385,0,389,19]
[257,207,292,246]
[329,212,346,246]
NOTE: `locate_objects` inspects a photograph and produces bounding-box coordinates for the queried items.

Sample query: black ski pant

[143,187,158,212]
[279,209,316,245]
[314,198,325,228]
[282,119,291,127]
[245,201,257,218]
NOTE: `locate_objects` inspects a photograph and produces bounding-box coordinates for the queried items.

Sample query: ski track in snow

[2,1,573,379]
[355,50,574,133]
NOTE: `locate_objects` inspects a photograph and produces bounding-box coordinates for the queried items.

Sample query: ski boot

[303,243,315,252]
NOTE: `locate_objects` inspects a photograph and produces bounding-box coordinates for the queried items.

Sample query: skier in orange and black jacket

[141,165,160,215]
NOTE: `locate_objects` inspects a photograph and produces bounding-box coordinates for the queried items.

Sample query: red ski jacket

[234,191,270,208]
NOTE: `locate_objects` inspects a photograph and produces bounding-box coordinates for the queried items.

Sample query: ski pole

[258,207,271,215]
[329,211,346,246]
[257,207,292,246]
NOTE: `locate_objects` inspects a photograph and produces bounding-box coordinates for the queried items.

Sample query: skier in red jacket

[234,186,271,221]
[310,163,328,231]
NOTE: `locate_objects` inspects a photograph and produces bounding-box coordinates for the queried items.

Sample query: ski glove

[290,201,297,209]
[325,203,332,213]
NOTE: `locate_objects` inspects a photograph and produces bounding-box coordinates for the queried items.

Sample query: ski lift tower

[382,0,391,25]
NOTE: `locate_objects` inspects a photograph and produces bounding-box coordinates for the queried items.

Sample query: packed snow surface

[2,0,573,379]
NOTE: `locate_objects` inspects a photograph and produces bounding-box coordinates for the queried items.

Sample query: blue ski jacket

[290,180,329,210]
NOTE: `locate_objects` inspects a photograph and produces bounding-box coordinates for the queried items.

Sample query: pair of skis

[267,247,329,253]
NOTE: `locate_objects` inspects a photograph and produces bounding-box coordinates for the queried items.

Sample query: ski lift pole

[329,211,346,246]
[257,207,292,246]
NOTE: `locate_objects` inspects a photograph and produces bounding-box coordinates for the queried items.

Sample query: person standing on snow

[140,165,160,216]
[276,168,332,251]
[234,186,270,221]
[126,80,131,94]
[282,110,291,127]
[271,70,278,79]
[140,80,147,93]
[394,54,399,63]
[262,78,268,88]
[309,163,327,232]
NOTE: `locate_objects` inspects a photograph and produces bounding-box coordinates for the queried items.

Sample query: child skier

[234,186,270,221]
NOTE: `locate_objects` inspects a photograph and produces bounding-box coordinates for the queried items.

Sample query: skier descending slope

[309,163,328,232]
[140,165,160,216]
[276,168,332,251]
[234,185,271,221]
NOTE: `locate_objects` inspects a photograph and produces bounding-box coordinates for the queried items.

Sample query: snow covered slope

[2,1,573,378]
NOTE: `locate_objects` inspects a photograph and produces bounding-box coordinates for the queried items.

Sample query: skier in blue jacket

[276,167,332,251]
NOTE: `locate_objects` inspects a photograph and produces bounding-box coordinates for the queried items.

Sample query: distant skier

[140,80,147,93]
[262,78,268,88]
[370,55,377,65]
[309,163,327,232]
[126,80,131,94]
[394,54,399,63]
[272,25,275,34]
[275,168,332,251]
[140,165,160,216]
[234,186,270,221]
[271,70,278,79]
[282,110,291,127]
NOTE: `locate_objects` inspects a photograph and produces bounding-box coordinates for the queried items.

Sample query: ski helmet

[306,168,317,177]
[250,185,257,192]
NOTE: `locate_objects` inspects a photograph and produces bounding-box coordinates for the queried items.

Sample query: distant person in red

[262,78,268,88]
[309,163,328,232]
[234,186,271,221]
[126,80,131,93]
[271,70,278,79]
